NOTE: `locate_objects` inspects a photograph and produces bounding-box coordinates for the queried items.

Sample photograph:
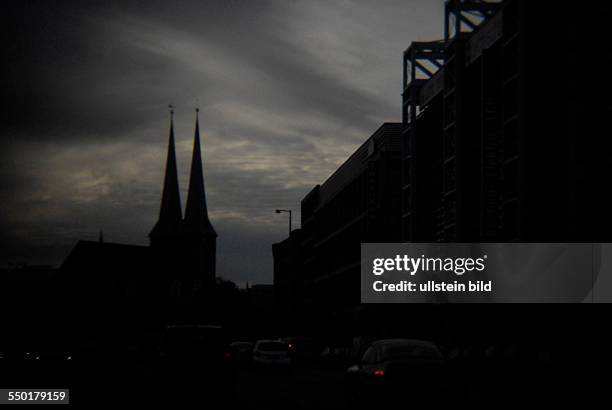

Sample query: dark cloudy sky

[1,0,443,285]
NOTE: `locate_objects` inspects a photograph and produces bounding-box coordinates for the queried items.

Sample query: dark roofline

[318,122,401,192]
[72,240,148,250]
[307,122,401,208]
[60,240,150,270]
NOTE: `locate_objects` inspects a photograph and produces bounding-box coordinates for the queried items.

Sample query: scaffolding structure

[402,1,503,242]
[400,0,606,243]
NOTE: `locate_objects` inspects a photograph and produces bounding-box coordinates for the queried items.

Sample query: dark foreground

[0,346,606,408]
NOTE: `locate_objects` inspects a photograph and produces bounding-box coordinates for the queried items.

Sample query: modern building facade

[401,0,612,243]
[273,1,612,328]
[272,229,302,313]
[273,123,403,314]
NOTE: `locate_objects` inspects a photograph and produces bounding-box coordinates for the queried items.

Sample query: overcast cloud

[1,0,443,285]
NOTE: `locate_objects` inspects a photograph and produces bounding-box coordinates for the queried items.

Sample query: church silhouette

[150,108,218,296]
[60,109,217,327]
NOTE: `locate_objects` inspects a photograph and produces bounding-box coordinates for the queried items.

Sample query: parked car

[346,339,445,406]
[252,340,291,368]
[350,336,378,362]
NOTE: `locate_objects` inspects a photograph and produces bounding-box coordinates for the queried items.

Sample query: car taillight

[288,343,293,349]
[373,369,385,376]
[224,352,232,359]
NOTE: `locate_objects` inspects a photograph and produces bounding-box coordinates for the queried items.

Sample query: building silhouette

[150,109,218,300]
[273,123,402,317]
[59,109,217,326]
[272,229,302,315]
[273,0,612,327]
[402,0,612,243]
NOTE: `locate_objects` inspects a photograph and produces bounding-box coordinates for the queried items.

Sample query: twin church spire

[150,108,217,242]
[155,109,182,228]
[184,110,217,236]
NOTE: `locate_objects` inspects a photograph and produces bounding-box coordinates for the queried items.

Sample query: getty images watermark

[361,243,612,304]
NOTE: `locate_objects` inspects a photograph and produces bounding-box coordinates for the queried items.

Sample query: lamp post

[275,209,292,236]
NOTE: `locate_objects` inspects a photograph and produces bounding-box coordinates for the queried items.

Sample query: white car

[252,340,290,367]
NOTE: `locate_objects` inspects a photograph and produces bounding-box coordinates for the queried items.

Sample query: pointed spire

[184,108,217,237]
[150,107,182,239]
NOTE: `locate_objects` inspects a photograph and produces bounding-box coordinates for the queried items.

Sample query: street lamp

[275,209,292,236]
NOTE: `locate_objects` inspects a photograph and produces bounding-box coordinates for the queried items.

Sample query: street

[230,364,346,409]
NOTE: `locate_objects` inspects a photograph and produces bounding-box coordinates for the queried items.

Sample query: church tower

[182,109,217,288]
[149,109,182,247]
[150,108,217,300]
